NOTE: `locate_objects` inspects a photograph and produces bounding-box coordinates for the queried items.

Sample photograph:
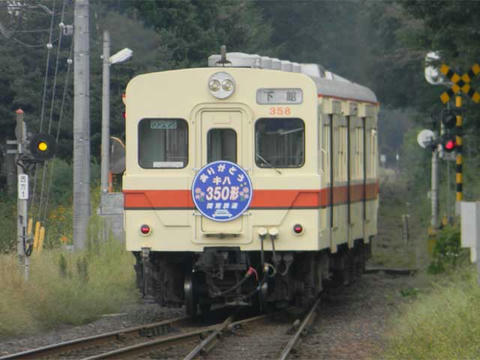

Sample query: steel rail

[183,313,271,360]
[88,313,271,360]
[0,316,187,360]
[227,313,270,331]
[278,298,321,360]
[183,315,234,360]
[83,324,220,360]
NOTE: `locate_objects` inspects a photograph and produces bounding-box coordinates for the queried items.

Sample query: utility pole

[73,0,90,250]
[417,128,438,231]
[101,30,110,196]
[101,37,132,197]
[15,109,30,280]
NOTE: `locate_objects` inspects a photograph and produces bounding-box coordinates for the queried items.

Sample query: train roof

[208,52,378,104]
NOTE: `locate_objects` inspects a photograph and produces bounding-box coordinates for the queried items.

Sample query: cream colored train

[123,52,378,315]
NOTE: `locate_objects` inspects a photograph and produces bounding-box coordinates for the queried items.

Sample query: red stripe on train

[123,182,378,209]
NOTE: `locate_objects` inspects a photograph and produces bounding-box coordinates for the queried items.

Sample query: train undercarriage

[132,240,371,316]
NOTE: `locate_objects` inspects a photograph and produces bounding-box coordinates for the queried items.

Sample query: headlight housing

[208,72,235,99]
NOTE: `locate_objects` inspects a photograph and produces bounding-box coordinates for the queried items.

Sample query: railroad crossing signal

[440,63,480,104]
[442,134,457,153]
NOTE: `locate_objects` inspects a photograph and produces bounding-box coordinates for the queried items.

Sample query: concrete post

[101,30,110,196]
[73,0,91,250]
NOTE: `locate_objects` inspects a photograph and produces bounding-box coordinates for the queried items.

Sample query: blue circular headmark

[191,160,253,222]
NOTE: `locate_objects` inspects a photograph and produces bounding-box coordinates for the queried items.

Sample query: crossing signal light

[442,109,457,129]
[442,134,457,152]
[28,133,56,161]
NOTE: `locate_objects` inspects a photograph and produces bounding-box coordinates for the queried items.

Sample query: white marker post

[15,109,29,280]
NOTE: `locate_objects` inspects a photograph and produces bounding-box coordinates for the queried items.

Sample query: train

[123,51,379,315]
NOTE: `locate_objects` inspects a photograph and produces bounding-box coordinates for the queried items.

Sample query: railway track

[278,298,321,360]
[0,310,267,359]
[185,300,321,360]
[0,316,190,359]
[1,301,320,360]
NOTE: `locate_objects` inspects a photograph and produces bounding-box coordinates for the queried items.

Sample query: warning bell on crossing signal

[28,133,56,161]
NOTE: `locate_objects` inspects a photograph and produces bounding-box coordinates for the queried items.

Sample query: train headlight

[208,72,235,99]
[222,79,234,91]
[208,79,221,92]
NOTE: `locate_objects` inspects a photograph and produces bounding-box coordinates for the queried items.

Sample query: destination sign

[256,88,303,105]
[150,119,177,130]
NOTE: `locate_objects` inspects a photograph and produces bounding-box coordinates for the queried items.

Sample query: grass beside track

[0,238,138,337]
[375,171,480,359]
[384,266,480,359]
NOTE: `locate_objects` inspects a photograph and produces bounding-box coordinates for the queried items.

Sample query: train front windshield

[138,118,188,169]
[255,117,305,168]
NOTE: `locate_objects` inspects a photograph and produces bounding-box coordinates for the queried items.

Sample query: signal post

[455,95,463,202]
[440,63,480,204]
[14,109,57,280]
[15,109,30,280]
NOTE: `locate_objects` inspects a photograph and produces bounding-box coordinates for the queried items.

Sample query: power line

[43,41,74,221]
[40,0,68,222]
[30,0,57,221]
[0,2,60,47]
[10,36,59,48]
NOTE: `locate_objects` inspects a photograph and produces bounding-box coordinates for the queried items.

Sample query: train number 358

[269,107,291,116]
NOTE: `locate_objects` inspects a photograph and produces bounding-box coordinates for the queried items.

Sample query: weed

[384,266,480,360]
[399,287,419,298]
[0,238,138,337]
[428,225,468,274]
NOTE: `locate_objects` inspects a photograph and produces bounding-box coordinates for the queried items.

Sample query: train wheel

[354,243,366,278]
[199,303,211,315]
[184,273,198,317]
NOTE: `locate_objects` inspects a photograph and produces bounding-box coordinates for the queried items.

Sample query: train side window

[207,128,237,163]
[355,127,364,179]
[255,118,305,168]
[138,118,188,169]
[322,124,330,178]
[369,128,377,177]
[338,126,348,181]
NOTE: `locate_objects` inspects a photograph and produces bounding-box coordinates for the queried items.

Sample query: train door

[362,117,367,242]
[365,117,378,238]
[346,115,352,248]
[348,107,364,247]
[336,120,348,248]
[193,108,251,242]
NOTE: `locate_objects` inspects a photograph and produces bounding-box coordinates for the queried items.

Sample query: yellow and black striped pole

[455,95,463,201]
[439,63,480,202]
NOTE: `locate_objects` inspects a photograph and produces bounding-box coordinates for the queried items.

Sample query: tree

[399,0,480,152]
[129,0,272,68]
[401,0,480,68]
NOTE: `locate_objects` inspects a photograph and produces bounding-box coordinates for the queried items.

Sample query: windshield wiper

[255,153,282,174]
